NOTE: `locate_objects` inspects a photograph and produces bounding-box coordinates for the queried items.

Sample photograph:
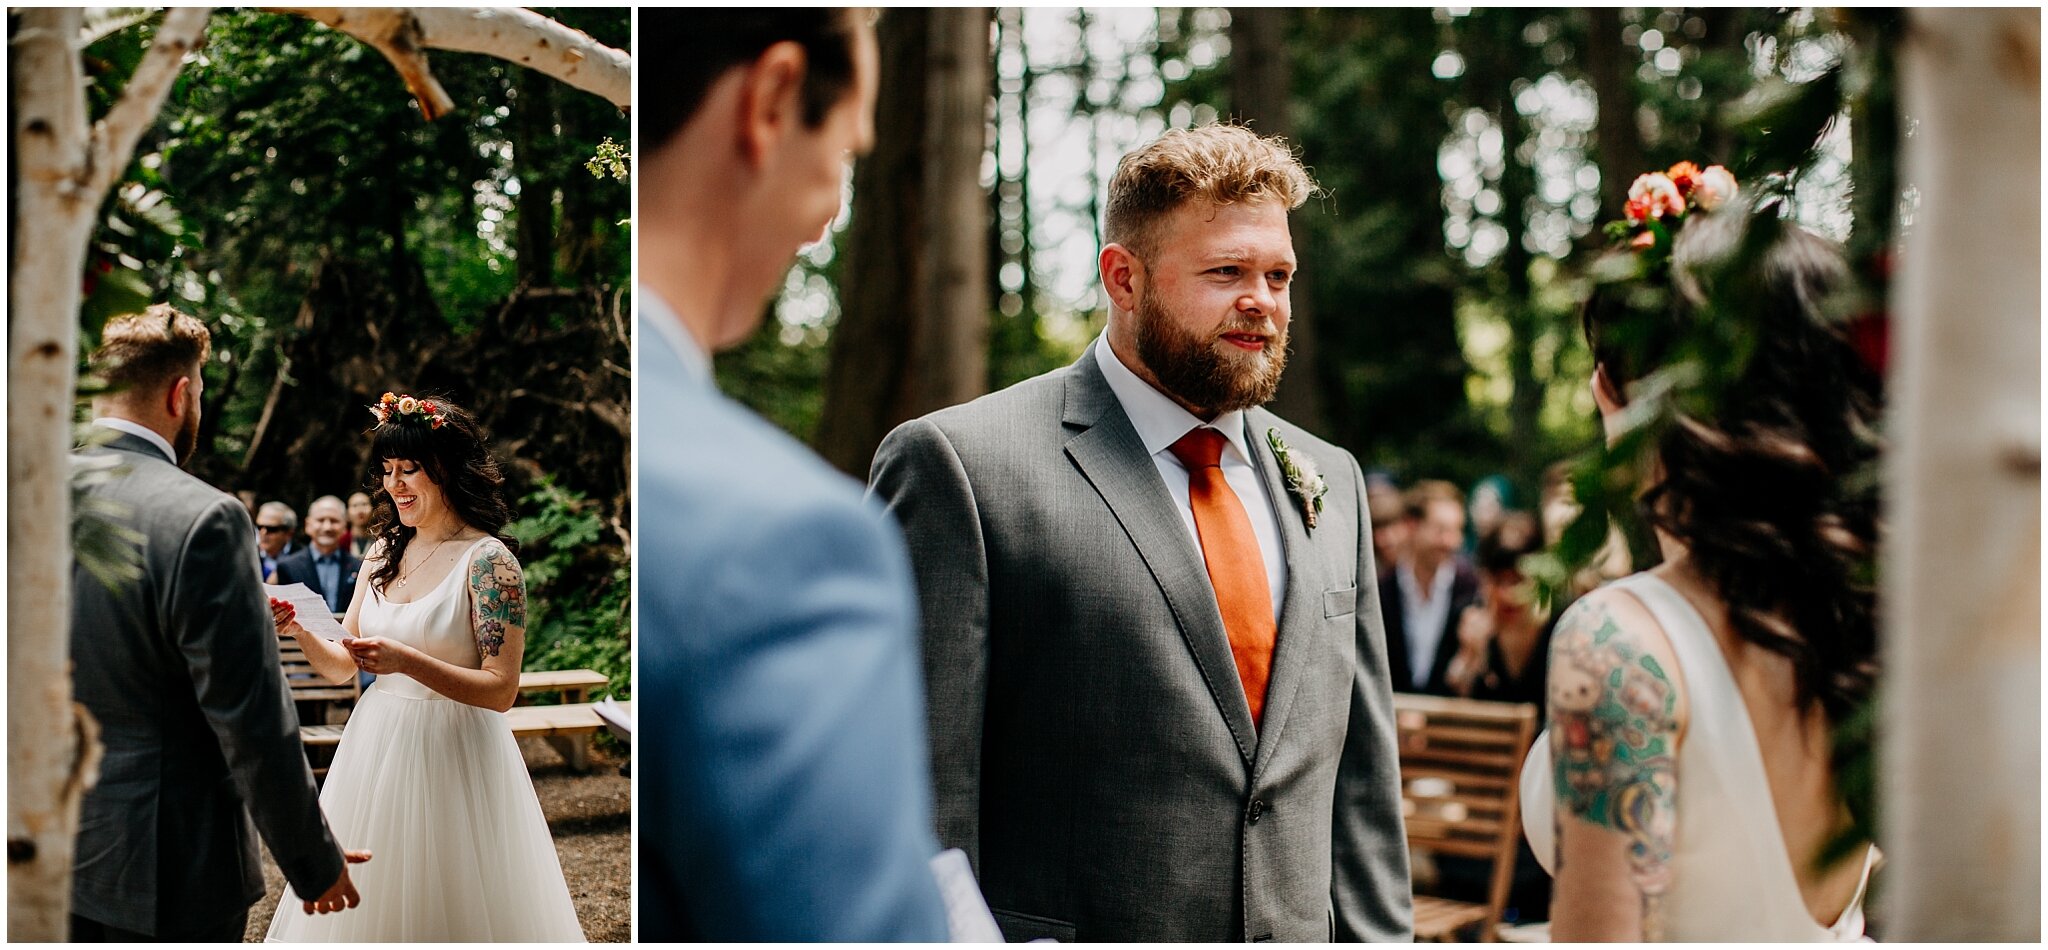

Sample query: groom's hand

[303,850,372,915]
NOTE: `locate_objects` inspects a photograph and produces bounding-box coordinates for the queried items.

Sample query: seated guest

[345,491,375,558]
[1445,512,1554,705]
[270,496,360,616]
[1439,511,1557,923]
[1366,473,1409,580]
[1379,479,1479,695]
[256,501,297,580]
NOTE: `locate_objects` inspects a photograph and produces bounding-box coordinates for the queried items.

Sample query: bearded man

[869,124,1412,942]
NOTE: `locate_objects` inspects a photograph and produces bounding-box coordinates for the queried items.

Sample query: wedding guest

[871,124,1411,941]
[1524,184,1880,939]
[69,305,365,941]
[345,491,376,558]
[271,496,361,617]
[1441,512,1557,924]
[1465,473,1514,556]
[1446,512,1553,705]
[1378,479,1480,695]
[636,8,949,942]
[1366,472,1408,580]
[257,500,298,580]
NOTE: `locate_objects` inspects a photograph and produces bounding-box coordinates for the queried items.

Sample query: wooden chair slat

[1393,693,1539,943]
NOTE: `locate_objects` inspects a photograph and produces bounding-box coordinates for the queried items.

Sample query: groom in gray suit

[69,306,365,941]
[873,124,1412,942]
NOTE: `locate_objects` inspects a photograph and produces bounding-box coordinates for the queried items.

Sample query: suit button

[1247,799,1267,824]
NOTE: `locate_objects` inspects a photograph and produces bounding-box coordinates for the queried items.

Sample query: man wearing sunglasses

[255,501,297,581]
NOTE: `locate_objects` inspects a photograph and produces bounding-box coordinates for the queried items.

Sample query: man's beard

[173,406,199,466]
[1132,287,1288,415]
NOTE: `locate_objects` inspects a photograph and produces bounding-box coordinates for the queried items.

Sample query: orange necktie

[1168,427,1277,729]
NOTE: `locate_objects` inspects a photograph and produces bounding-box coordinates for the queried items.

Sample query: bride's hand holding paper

[266,582,348,640]
[344,636,420,675]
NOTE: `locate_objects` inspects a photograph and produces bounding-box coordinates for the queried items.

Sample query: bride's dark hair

[365,395,515,595]
[1582,201,1882,724]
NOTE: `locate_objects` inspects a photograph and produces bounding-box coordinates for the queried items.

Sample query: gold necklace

[396,535,455,588]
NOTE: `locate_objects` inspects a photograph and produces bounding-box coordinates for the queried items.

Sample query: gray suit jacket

[870,344,1412,942]
[70,431,343,934]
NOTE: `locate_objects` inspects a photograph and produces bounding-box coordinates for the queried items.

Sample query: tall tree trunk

[817,8,991,477]
[514,65,556,287]
[1229,7,1325,435]
[1584,8,1645,219]
[1468,11,1541,483]
[1883,7,2040,940]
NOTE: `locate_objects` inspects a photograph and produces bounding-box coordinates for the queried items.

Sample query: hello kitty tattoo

[1547,596,1679,939]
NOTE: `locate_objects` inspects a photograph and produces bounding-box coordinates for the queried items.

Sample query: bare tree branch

[263,7,455,119]
[269,7,631,114]
[86,7,212,195]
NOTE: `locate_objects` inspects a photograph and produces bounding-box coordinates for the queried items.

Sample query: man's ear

[1100,243,1145,313]
[164,375,194,420]
[1590,365,1626,412]
[736,41,809,168]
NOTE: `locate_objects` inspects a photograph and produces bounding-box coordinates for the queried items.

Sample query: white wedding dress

[1520,572,1876,941]
[266,537,585,942]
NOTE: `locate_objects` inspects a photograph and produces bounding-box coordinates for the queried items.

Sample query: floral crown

[1603,161,1738,267]
[368,392,447,429]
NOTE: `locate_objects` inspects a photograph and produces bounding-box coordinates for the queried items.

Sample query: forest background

[65,7,632,697]
[724,7,1875,504]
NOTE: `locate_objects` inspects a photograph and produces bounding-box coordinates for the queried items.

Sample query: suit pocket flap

[992,909,1076,943]
[1323,586,1358,618]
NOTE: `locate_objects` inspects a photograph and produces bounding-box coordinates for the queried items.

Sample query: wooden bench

[297,667,612,775]
[300,702,608,773]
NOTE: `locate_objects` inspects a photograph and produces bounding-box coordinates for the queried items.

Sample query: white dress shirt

[1095,334,1288,617]
[1395,556,1457,688]
[640,286,711,388]
[92,417,176,464]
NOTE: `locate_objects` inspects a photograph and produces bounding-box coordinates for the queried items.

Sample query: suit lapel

[1241,410,1327,778]
[1062,348,1258,767]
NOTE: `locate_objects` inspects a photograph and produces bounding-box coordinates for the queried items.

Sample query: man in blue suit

[635,10,950,941]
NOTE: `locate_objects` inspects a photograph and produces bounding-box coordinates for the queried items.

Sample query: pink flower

[1627,173,1686,222]
[1693,165,1738,211]
[1631,231,1657,250]
[1665,161,1703,196]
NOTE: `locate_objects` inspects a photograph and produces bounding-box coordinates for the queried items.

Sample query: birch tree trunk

[1883,8,2041,940]
[9,8,210,937]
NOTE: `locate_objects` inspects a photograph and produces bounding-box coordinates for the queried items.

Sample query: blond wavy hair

[1103,124,1318,257]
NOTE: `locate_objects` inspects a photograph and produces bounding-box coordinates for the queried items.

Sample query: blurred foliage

[507,480,629,702]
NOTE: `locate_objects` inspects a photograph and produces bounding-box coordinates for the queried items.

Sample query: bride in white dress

[1521,185,1879,940]
[267,394,584,941]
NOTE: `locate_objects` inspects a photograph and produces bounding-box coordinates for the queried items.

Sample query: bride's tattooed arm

[469,543,527,661]
[1546,595,1681,941]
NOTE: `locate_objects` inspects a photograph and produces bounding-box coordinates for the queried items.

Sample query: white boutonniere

[1266,428,1327,530]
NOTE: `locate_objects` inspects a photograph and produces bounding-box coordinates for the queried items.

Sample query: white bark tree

[6,8,628,939]
[1883,7,2041,940]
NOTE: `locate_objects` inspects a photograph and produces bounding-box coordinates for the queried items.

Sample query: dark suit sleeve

[165,498,344,900]
[1330,456,1415,940]
[868,418,990,869]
